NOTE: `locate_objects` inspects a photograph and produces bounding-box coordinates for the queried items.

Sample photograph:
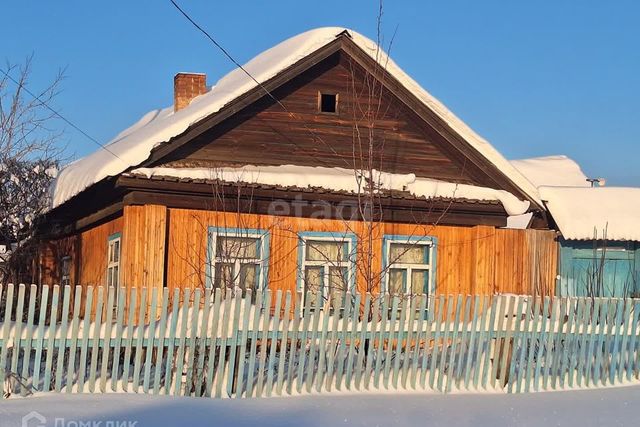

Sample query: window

[298,232,356,307]
[207,227,270,296]
[318,92,338,113]
[382,235,436,298]
[107,233,121,288]
[60,256,71,287]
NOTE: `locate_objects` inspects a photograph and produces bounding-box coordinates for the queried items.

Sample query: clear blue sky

[2,1,639,185]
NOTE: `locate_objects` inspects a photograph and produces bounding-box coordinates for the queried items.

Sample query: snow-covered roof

[129,166,531,215]
[504,156,591,229]
[510,155,590,189]
[50,27,541,210]
[539,186,640,241]
[505,213,533,229]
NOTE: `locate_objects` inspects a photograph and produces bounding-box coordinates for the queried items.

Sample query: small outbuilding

[541,186,640,298]
[511,155,639,297]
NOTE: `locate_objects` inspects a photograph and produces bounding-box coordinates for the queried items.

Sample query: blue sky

[2,1,639,185]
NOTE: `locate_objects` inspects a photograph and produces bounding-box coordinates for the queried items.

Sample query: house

[35,27,560,309]
[511,155,640,297]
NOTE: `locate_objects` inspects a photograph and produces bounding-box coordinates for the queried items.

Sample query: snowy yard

[1,386,639,427]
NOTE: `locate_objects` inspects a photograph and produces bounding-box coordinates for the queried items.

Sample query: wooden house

[35,28,559,307]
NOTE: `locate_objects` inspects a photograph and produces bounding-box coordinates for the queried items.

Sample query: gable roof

[539,186,640,241]
[49,27,542,211]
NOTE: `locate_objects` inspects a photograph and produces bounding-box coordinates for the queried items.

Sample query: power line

[168,0,355,171]
[0,67,126,163]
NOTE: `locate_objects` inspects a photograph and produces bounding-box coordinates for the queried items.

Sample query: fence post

[0,284,14,395]
[21,284,39,396]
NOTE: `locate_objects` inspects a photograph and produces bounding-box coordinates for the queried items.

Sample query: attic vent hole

[319,92,338,113]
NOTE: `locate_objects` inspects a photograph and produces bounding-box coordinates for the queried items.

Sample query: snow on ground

[1,386,639,427]
[49,27,541,210]
[131,166,531,215]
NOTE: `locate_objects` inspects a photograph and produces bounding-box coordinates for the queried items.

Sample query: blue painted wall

[558,239,639,297]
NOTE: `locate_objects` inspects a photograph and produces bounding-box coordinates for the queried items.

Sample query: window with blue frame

[106,233,121,288]
[382,235,436,297]
[298,232,357,307]
[207,227,270,296]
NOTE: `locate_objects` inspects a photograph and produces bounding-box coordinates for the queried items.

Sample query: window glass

[214,263,234,289]
[389,268,404,295]
[390,243,427,264]
[411,270,427,294]
[216,236,258,259]
[113,240,120,262]
[107,236,121,288]
[306,240,346,262]
[304,266,323,296]
[239,263,258,291]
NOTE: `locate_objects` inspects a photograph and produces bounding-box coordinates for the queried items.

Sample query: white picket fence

[1,284,640,398]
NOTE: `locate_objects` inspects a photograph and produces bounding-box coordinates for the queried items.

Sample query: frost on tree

[0,55,64,282]
[0,159,57,239]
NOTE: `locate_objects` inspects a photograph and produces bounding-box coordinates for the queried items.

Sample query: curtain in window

[216,236,258,259]
[306,241,346,262]
[389,243,426,264]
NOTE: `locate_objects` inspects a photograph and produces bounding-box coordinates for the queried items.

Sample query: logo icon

[22,411,46,427]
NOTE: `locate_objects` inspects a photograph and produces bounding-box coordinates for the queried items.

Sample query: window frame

[60,255,72,287]
[206,227,271,291]
[317,91,339,114]
[297,231,357,302]
[381,234,437,296]
[106,232,122,288]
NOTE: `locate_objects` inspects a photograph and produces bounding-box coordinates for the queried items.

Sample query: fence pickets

[1,283,640,398]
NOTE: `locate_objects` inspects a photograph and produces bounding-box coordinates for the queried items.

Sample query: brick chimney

[174,72,207,112]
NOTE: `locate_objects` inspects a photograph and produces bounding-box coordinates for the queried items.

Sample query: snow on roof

[510,155,590,189]
[49,27,541,210]
[539,186,640,241]
[130,166,531,215]
[505,213,533,229]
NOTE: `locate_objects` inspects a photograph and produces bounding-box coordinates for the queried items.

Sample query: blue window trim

[205,226,271,289]
[108,232,122,242]
[296,231,358,294]
[381,234,437,295]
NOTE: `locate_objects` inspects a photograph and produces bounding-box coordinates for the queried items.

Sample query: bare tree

[0,56,65,283]
[296,5,458,315]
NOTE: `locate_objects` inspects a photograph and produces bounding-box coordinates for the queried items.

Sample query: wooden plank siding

[40,216,123,290]
[38,216,123,317]
[165,208,558,297]
[159,52,497,189]
[77,216,123,288]
[121,205,167,315]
